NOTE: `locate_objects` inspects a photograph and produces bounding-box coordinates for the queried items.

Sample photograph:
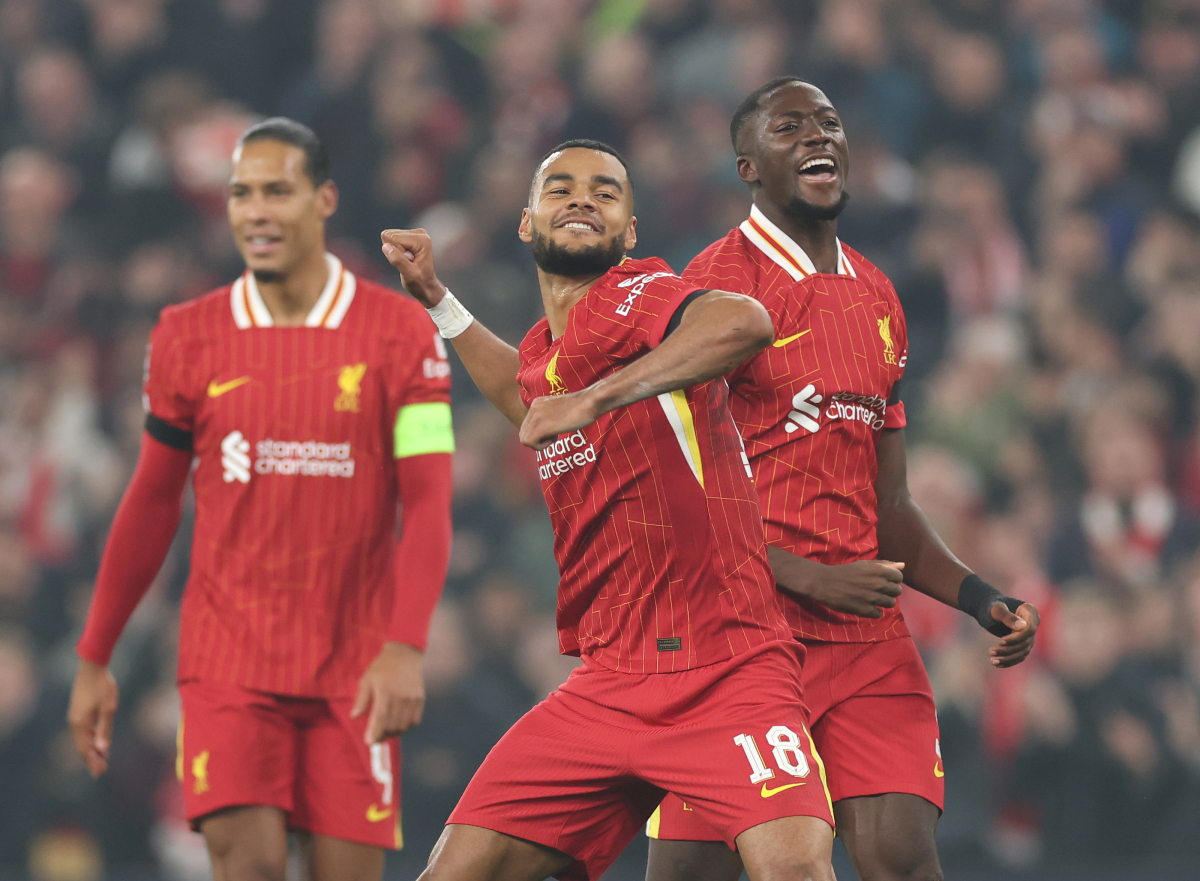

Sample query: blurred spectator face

[0,147,77,258]
[518,148,636,274]
[818,0,888,69]
[85,0,168,65]
[1138,24,1200,91]
[1052,586,1126,686]
[226,139,337,279]
[1042,211,1107,278]
[315,0,378,90]
[581,32,654,119]
[0,0,40,59]
[932,32,1005,112]
[1042,28,1107,93]
[736,82,850,222]
[16,49,96,148]
[1082,410,1164,498]
[0,629,35,740]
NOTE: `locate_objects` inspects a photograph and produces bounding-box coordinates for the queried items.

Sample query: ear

[736,156,758,186]
[316,180,339,220]
[624,216,637,252]
[517,207,533,244]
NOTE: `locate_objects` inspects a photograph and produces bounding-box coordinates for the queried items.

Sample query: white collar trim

[231,254,356,329]
[739,204,856,280]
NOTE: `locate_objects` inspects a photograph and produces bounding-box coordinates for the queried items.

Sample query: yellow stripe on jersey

[657,390,705,488]
[394,402,455,458]
[803,725,834,821]
[646,805,662,839]
[176,714,184,782]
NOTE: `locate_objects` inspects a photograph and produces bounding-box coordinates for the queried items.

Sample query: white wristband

[426,289,474,339]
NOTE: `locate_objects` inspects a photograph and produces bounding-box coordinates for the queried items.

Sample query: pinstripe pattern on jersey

[685,225,910,643]
[517,257,790,674]
[145,275,449,697]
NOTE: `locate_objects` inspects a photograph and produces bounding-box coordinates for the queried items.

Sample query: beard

[782,190,850,223]
[252,269,286,284]
[530,226,626,277]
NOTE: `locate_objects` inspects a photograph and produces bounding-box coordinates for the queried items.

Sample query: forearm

[387,452,453,649]
[77,433,191,666]
[875,495,970,607]
[767,545,832,596]
[588,291,772,415]
[448,321,527,427]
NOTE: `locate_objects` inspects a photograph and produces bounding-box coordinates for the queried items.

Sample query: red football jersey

[517,257,791,673]
[685,206,910,643]
[145,255,451,696]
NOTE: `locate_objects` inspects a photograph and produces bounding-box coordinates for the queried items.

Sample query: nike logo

[760,781,805,798]
[366,804,393,822]
[772,330,812,348]
[934,762,944,778]
[207,376,250,398]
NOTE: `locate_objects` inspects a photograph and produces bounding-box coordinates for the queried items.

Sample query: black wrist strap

[958,574,1022,637]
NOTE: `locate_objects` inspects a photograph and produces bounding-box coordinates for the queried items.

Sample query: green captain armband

[394,401,455,458]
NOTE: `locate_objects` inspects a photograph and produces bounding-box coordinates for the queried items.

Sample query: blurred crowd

[2,0,1200,878]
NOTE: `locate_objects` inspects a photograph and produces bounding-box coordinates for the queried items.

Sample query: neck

[538,267,608,338]
[754,196,840,274]
[255,248,330,326]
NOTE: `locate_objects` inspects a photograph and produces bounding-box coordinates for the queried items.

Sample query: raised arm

[518,289,773,449]
[381,229,526,427]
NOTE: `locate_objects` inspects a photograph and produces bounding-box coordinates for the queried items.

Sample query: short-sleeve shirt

[516,256,791,674]
[685,206,910,643]
[144,254,452,696]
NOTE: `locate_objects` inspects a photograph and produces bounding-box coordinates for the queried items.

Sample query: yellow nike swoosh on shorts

[771,330,812,348]
[207,376,251,397]
[934,762,945,778]
[760,781,806,798]
[366,805,393,822]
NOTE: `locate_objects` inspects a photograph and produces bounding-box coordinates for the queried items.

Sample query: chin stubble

[530,226,626,277]
[252,269,286,285]
[782,190,851,223]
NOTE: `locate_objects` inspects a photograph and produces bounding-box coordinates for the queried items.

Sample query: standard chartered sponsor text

[535,430,597,480]
[254,438,355,477]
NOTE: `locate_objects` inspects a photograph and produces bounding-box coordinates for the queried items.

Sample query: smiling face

[227,139,337,280]
[737,82,850,222]
[518,147,636,277]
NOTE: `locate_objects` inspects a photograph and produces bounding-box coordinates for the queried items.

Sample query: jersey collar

[230,253,357,329]
[739,204,856,281]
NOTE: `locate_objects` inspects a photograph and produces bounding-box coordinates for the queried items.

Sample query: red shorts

[177,680,402,849]
[449,640,833,881]
[650,636,942,842]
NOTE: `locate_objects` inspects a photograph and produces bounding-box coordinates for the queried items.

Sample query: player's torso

[187,276,403,584]
[687,219,909,642]
[516,261,788,673]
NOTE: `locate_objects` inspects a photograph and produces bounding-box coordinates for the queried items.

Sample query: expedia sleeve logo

[615,272,673,316]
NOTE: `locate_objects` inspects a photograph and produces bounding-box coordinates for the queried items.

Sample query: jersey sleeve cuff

[883,400,906,429]
[145,413,194,451]
[648,286,706,348]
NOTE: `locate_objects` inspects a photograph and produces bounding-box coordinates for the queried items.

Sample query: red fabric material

[685,235,911,643]
[387,452,453,650]
[178,680,402,848]
[516,257,789,673]
[449,640,830,881]
[143,276,450,697]
[77,433,192,666]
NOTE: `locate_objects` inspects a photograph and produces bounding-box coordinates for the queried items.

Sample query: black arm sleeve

[662,290,712,339]
[145,413,194,451]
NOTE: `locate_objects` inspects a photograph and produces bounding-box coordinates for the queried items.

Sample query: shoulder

[684,229,759,292]
[842,244,893,290]
[349,276,438,338]
[153,283,235,342]
[519,317,552,361]
[594,257,690,302]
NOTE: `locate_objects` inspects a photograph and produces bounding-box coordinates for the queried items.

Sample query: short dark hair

[538,139,633,193]
[238,117,331,185]
[730,76,807,155]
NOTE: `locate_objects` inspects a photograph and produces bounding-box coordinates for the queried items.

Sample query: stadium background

[2,0,1200,878]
